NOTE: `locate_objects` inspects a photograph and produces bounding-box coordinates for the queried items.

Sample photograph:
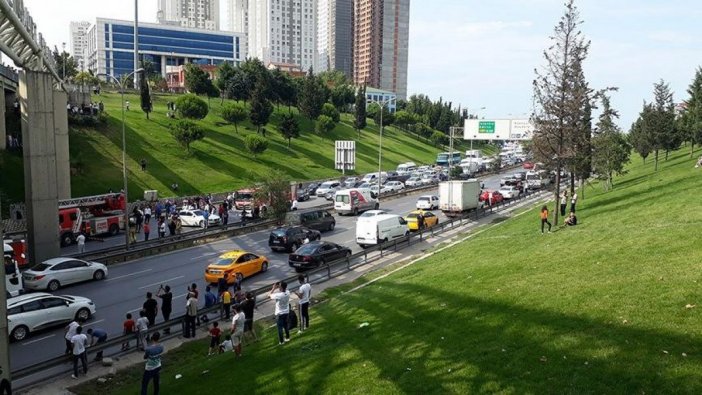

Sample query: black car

[285,208,336,232]
[288,241,352,272]
[296,189,310,202]
[305,182,320,195]
[268,226,321,252]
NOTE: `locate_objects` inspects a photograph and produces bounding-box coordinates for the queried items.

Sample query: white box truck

[439,180,480,217]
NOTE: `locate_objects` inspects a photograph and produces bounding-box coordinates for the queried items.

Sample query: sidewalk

[17,192,548,395]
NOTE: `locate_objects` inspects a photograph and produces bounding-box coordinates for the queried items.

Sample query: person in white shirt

[71,326,88,379]
[295,275,312,333]
[291,199,298,211]
[136,310,150,350]
[230,305,245,356]
[269,281,290,345]
[76,233,86,253]
[144,206,152,223]
[570,192,578,213]
[64,319,81,354]
[219,335,234,353]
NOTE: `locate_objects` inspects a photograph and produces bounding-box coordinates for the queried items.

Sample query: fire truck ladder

[58,193,122,209]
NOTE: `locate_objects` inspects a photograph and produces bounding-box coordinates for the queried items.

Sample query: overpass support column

[0,90,5,150]
[19,71,61,263]
[53,90,71,199]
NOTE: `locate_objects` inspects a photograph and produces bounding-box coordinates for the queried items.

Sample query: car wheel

[109,223,119,236]
[294,268,304,273]
[260,262,268,273]
[76,308,91,321]
[11,325,29,341]
[328,222,335,231]
[60,233,74,247]
[47,280,60,292]
[93,270,105,281]
[316,234,322,241]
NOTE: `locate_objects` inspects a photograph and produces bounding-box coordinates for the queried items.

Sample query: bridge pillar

[53,90,71,199]
[0,90,5,150]
[19,71,61,263]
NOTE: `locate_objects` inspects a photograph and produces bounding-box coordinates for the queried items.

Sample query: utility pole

[134,0,140,89]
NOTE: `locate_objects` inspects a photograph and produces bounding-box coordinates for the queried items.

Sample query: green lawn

[0,92,487,208]
[72,147,702,394]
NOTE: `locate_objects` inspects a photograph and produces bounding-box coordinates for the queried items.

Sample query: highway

[10,170,520,372]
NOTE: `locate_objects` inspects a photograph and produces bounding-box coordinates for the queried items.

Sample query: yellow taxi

[204,250,269,284]
[405,210,439,231]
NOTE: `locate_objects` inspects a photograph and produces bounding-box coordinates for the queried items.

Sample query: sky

[16,0,702,128]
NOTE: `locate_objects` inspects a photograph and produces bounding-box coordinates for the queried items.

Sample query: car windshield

[418,197,429,202]
[320,182,334,188]
[360,211,383,218]
[31,263,51,271]
[235,192,253,200]
[193,210,205,216]
[213,258,235,266]
[296,244,318,255]
[272,229,287,237]
[335,195,350,204]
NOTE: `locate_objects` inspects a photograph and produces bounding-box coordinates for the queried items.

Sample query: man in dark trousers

[157,285,173,334]
[143,292,159,326]
[87,327,108,361]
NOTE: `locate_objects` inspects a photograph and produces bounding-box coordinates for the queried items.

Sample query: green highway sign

[478,121,496,134]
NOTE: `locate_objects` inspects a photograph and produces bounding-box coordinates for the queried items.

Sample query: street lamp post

[366,96,396,202]
[99,69,143,249]
[61,42,66,81]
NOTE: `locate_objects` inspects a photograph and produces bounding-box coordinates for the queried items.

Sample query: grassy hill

[0,91,490,206]
[74,147,702,394]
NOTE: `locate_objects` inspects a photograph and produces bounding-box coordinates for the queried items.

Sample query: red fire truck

[58,193,126,246]
[234,188,257,210]
[2,238,27,268]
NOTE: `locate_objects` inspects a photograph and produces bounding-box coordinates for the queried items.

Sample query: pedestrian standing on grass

[208,322,221,356]
[231,305,245,356]
[76,232,86,253]
[64,319,81,355]
[295,275,311,333]
[241,292,258,343]
[136,310,150,350]
[540,205,552,234]
[143,292,159,326]
[570,192,578,213]
[122,313,136,350]
[140,331,163,395]
[560,191,568,217]
[87,327,108,361]
[184,292,198,338]
[140,158,147,171]
[269,281,290,345]
[70,326,88,379]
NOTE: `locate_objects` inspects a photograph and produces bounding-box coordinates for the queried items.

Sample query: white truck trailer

[439,180,481,217]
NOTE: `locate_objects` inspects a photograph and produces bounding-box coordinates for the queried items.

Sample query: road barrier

[11,186,550,385]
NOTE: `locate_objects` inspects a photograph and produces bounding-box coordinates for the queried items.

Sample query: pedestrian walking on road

[295,275,311,333]
[136,310,150,350]
[231,305,245,357]
[140,331,163,395]
[560,191,568,217]
[76,232,86,254]
[207,322,221,356]
[241,292,258,343]
[540,205,552,234]
[269,281,291,345]
[157,285,173,334]
[158,220,166,238]
[143,292,159,326]
[184,292,198,338]
[64,319,81,355]
[87,327,108,361]
[70,326,88,379]
[122,313,136,350]
[570,192,578,213]
[143,222,151,241]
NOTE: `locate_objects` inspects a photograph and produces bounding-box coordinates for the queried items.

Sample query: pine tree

[649,80,676,170]
[681,67,702,157]
[298,68,328,119]
[279,113,300,148]
[249,86,273,134]
[591,93,630,190]
[354,85,367,137]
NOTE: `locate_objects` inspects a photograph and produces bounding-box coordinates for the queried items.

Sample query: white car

[23,258,108,292]
[499,186,521,199]
[358,209,387,220]
[416,195,439,210]
[343,177,359,187]
[7,293,96,341]
[178,209,221,228]
[420,175,439,185]
[316,181,342,197]
[370,185,392,195]
[405,177,424,188]
[384,181,405,192]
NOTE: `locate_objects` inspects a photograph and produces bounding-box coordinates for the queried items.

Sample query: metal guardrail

[10,186,549,382]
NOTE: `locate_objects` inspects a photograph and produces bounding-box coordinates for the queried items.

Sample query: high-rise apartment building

[247,0,317,72]
[69,21,92,71]
[353,0,410,99]
[158,0,220,31]
[316,0,352,78]
[224,0,249,34]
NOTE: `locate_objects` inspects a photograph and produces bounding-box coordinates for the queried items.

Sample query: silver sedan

[22,258,108,292]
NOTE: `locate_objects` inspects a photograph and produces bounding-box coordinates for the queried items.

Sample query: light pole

[134,0,140,89]
[366,96,396,202]
[99,68,144,249]
[61,42,66,81]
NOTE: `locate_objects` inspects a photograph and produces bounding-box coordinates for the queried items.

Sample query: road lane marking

[139,276,184,290]
[190,252,221,260]
[21,334,55,346]
[173,292,189,300]
[105,269,152,282]
[83,319,105,327]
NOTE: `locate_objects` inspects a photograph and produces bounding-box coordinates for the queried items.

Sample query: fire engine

[58,193,126,246]
[233,188,257,210]
[2,238,27,268]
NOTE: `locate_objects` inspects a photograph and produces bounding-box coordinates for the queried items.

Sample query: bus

[436,152,462,167]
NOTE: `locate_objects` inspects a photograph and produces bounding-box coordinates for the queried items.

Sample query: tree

[681,68,702,157]
[254,173,292,223]
[214,62,237,103]
[394,110,418,132]
[175,94,209,120]
[220,102,248,134]
[74,71,99,86]
[648,80,676,170]
[249,86,273,134]
[321,103,340,123]
[279,113,300,148]
[315,115,336,137]
[330,84,355,112]
[183,63,214,96]
[270,69,297,111]
[139,71,152,119]
[318,70,351,87]
[629,106,653,164]
[430,131,448,147]
[224,67,252,102]
[413,122,432,140]
[531,0,592,226]
[373,104,395,127]
[591,93,631,191]
[354,85,367,136]
[171,119,204,153]
[244,134,269,158]
[298,68,328,119]
[52,47,78,80]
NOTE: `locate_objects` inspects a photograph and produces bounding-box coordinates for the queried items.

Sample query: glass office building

[86,18,246,79]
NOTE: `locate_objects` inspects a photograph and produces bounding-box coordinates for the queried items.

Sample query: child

[219,334,233,354]
[208,322,222,356]
[121,313,135,350]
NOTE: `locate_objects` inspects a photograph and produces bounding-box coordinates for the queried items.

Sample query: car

[522,161,535,170]
[369,185,392,195]
[268,226,321,252]
[416,195,439,210]
[315,181,341,197]
[343,177,360,188]
[405,210,439,231]
[288,241,352,272]
[420,174,439,185]
[305,182,320,195]
[405,177,424,187]
[479,190,504,206]
[7,293,96,341]
[285,208,336,232]
[205,250,269,284]
[383,181,405,192]
[296,188,310,202]
[500,175,518,186]
[22,258,108,292]
[499,185,521,199]
[514,171,527,180]
[324,189,339,201]
[178,209,221,228]
[358,209,388,219]
[357,182,374,189]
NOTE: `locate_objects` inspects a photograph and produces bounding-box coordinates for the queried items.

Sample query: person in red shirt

[122,313,136,350]
[208,322,222,356]
[143,222,151,241]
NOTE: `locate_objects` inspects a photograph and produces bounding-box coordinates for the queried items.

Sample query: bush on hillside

[315,115,336,137]
[321,103,340,123]
[171,119,205,153]
[245,134,269,158]
[175,94,209,120]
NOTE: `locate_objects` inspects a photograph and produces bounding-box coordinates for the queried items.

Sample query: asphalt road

[10,170,520,373]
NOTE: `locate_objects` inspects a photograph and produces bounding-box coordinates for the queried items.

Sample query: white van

[334,188,379,216]
[361,172,388,184]
[397,162,417,174]
[356,214,408,247]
